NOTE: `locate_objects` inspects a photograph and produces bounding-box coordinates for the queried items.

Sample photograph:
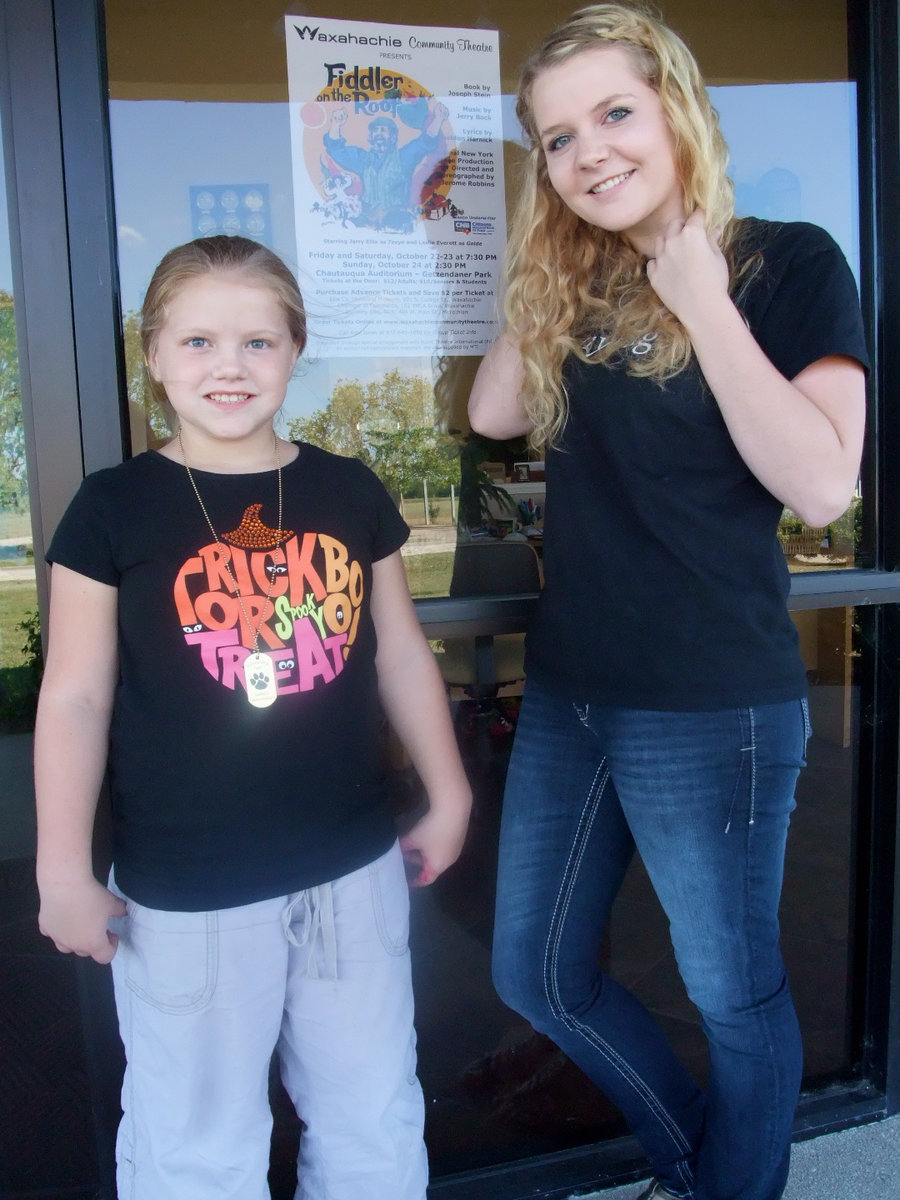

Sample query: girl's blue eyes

[184,338,269,349]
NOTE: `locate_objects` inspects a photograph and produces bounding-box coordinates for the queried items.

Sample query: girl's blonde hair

[507,3,746,448]
[141,235,307,408]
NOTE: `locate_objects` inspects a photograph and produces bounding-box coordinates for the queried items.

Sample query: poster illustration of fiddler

[285,16,506,357]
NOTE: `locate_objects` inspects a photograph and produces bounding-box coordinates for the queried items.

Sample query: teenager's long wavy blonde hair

[507,3,748,448]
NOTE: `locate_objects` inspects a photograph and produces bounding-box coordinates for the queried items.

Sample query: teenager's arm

[646,211,866,528]
[370,552,472,886]
[34,565,125,962]
[467,331,535,440]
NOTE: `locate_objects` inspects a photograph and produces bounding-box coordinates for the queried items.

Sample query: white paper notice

[285,16,506,358]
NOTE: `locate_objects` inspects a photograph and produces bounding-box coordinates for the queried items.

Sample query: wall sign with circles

[189,184,271,244]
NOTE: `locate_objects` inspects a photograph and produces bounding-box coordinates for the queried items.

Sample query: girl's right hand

[38,877,127,964]
[400,793,472,887]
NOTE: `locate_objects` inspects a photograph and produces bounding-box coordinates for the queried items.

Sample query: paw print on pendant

[243,653,278,708]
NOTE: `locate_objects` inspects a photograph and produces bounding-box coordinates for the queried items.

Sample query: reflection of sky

[110,102,295,315]
[109,100,438,418]
[0,83,859,411]
[0,105,13,293]
[709,83,859,282]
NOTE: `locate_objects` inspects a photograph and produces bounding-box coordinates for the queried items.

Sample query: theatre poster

[285,15,506,358]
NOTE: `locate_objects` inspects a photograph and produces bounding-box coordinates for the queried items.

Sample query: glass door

[101,1,874,1187]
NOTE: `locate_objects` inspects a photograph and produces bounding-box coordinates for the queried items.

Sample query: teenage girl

[34,234,472,1200]
[469,6,867,1200]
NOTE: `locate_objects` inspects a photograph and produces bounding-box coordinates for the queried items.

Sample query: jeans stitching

[745,708,787,1190]
[800,696,812,750]
[541,763,695,1169]
[748,707,758,827]
[725,710,753,834]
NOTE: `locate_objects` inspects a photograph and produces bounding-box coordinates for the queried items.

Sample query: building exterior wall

[1,2,899,1197]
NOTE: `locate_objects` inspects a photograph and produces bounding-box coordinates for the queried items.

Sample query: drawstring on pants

[281,884,338,980]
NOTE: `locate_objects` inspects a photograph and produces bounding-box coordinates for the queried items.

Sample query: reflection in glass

[1,105,40,876]
[105,2,862,600]
[780,496,862,574]
[0,289,40,733]
[286,368,461,597]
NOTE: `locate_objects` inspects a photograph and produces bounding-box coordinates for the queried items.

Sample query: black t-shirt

[526,220,869,711]
[47,443,409,910]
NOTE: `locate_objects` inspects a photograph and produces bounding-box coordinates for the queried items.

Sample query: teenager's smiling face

[531,44,685,256]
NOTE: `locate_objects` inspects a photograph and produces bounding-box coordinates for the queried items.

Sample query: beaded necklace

[179,429,284,708]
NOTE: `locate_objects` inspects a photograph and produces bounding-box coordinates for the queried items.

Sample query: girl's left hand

[399,798,471,888]
[646,209,730,328]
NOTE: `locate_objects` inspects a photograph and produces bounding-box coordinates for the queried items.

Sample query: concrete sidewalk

[581,1115,900,1199]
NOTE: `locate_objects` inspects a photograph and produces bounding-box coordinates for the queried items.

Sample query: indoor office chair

[436,540,542,719]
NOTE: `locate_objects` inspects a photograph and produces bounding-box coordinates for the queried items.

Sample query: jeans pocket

[122,903,218,1014]
[368,846,410,957]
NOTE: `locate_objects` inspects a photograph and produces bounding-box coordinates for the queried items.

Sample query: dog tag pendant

[243,652,278,708]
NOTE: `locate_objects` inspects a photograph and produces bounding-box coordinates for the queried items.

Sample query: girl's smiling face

[147,270,299,457]
[531,44,685,256]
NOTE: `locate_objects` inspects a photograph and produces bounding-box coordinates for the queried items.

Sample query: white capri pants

[109,841,427,1200]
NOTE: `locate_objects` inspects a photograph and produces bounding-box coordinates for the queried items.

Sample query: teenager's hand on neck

[645,209,730,334]
[644,208,865,525]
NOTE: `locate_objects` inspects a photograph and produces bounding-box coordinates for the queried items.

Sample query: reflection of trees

[432,353,480,435]
[287,368,459,497]
[369,426,458,496]
[123,310,172,443]
[0,291,27,512]
[118,324,465,501]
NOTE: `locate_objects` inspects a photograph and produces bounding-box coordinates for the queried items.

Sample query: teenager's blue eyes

[545,106,632,152]
[187,337,208,348]
[248,339,268,350]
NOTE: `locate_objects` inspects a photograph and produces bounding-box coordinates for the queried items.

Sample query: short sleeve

[353,459,410,562]
[745,222,869,382]
[46,473,120,586]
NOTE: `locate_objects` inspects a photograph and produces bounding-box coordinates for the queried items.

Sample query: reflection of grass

[0,547,34,569]
[403,551,455,599]
[0,582,41,732]
[0,514,33,539]
[403,498,456,527]
[0,581,38,669]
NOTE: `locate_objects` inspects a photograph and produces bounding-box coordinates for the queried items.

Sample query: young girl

[34,234,471,1200]
[469,6,867,1200]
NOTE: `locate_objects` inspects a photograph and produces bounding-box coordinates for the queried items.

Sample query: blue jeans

[492,683,808,1200]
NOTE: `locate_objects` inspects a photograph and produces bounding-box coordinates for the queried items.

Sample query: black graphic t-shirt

[48,443,409,910]
[526,220,870,710]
